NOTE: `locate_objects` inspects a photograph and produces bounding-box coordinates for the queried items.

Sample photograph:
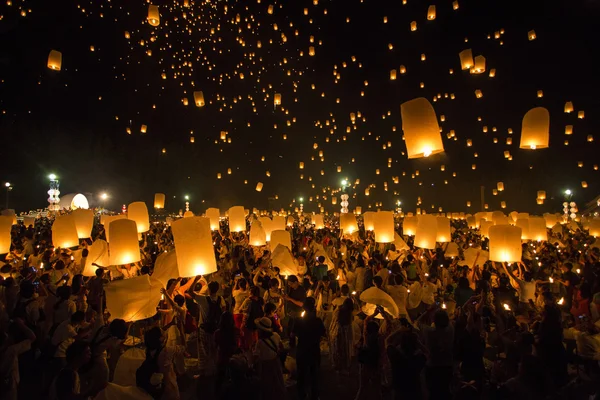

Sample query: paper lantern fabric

[228,206,246,232]
[171,217,217,277]
[23,216,36,227]
[312,214,325,229]
[154,193,165,209]
[255,182,264,192]
[52,214,80,249]
[436,216,451,242]
[360,287,399,318]
[103,215,126,243]
[71,194,90,209]
[516,218,530,240]
[340,213,358,234]
[270,230,292,251]
[445,242,459,257]
[128,202,150,233]
[71,209,94,239]
[459,248,489,267]
[414,214,437,249]
[1,209,16,225]
[403,216,418,236]
[480,220,494,238]
[528,217,547,241]
[94,382,153,400]
[249,220,267,246]
[270,244,297,276]
[459,49,474,70]
[105,275,162,322]
[193,91,205,107]
[363,211,376,231]
[259,217,273,241]
[48,50,62,70]
[489,225,522,262]
[286,216,295,226]
[147,5,160,26]
[393,233,410,251]
[520,107,550,149]
[205,208,220,230]
[401,98,444,159]
[82,239,110,276]
[0,216,12,254]
[374,211,395,243]
[589,219,600,237]
[272,215,286,231]
[544,214,558,229]
[108,219,141,265]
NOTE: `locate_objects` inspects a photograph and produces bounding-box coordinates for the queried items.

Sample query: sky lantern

[410,21,417,31]
[453,1,459,10]
[516,218,530,240]
[489,225,522,262]
[427,5,436,20]
[47,50,62,71]
[108,219,141,265]
[102,215,126,243]
[312,214,324,229]
[147,5,160,26]
[544,214,558,228]
[564,101,574,113]
[309,46,315,56]
[373,211,394,243]
[154,193,165,209]
[537,90,543,98]
[399,65,406,74]
[340,213,358,234]
[249,220,267,246]
[205,208,220,230]
[459,49,474,70]
[403,216,418,236]
[390,69,397,80]
[128,202,150,233]
[256,182,264,192]
[578,111,585,119]
[589,219,600,237]
[52,214,79,248]
[528,30,536,40]
[436,216,451,242]
[582,181,588,188]
[363,211,376,231]
[172,217,217,276]
[497,182,504,191]
[520,107,549,149]
[414,215,437,249]
[528,217,547,241]
[228,206,246,232]
[475,89,483,98]
[401,97,444,159]
[259,217,273,241]
[471,55,486,73]
[268,5,274,14]
[270,230,292,251]
[274,93,282,106]
[72,209,94,239]
[193,91,205,107]
[0,216,13,254]
[480,220,494,238]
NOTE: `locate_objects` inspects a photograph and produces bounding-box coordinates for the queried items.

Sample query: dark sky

[1,0,599,214]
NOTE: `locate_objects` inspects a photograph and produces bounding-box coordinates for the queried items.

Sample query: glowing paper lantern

[472,55,486,73]
[390,69,397,80]
[480,220,494,238]
[52,214,79,248]
[228,206,246,232]
[589,219,600,237]
[497,182,504,191]
[400,97,444,159]
[528,217,547,241]
[272,216,286,231]
[466,216,477,229]
[427,5,436,20]
[459,49,474,70]
[582,181,588,188]
[172,217,217,276]
[340,213,358,234]
[0,216,12,254]
[154,193,165,209]
[544,214,558,229]
[205,208,220,230]
[286,216,295,226]
[515,218,530,240]
[373,211,395,243]
[108,219,141,265]
[128,202,150,233]
[47,50,62,71]
[436,216,451,242]
[527,30,536,40]
[147,5,160,26]
[363,211,376,231]
[564,101,574,113]
[82,239,110,276]
[193,91,205,107]
[312,214,324,229]
[1,210,16,225]
[489,225,522,262]
[414,215,437,249]
[72,209,94,239]
[274,93,282,106]
[249,220,267,246]
[270,230,292,251]
[183,211,194,218]
[256,182,264,192]
[259,217,273,241]
[105,275,162,322]
[403,216,418,236]
[410,21,417,31]
[103,215,126,243]
[520,107,549,149]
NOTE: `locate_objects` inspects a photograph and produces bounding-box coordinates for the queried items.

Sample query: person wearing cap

[253,317,286,399]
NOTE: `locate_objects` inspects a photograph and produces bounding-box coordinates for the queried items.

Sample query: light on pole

[4,182,12,209]
[47,174,60,211]
[340,179,349,213]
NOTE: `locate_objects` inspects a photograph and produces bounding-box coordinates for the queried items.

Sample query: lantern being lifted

[373,211,395,243]
[147,5,160,26]
[340,213,358,234]
[228,206,246,232]
[53,214,79,249]
[528,217,547,241]
[47,50,62,71]
[172,217,217,277]
[520,107,549,149]
[205,208,220,230]
[249,220,267,246]
[403,216,418,236]
[72,209,94,239]
[414,215,437,249]
[400,98,444,159]
[154,193,165,209]
[436,216,451,242]
[128,202,150,233]
[489,225,522,262]
[363,211,376,231]
[0,216,13,254]
[108,219,141,265]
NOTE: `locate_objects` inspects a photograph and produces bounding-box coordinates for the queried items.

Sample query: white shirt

[386,285,409,317]
[511,277,536,302]
[51,320,78,358]
[232,289,249,314]
[255,333,281,361]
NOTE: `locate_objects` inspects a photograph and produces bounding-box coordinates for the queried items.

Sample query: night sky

[1,0,599,214]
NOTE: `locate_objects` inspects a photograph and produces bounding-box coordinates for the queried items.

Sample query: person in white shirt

[51,311,90,363]
[0,318,36,400]
[232,277,250,329]
[315,277,334,329]
[386,274,410,321]
[502,263,536,316]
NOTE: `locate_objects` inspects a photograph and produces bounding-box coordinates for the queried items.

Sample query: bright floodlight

[299,197,304,202]
[4,182,10,188]
[184,195,190,200]
[341,179,348,186]
[48,174,57,180]
[565,189,572,195]
[101,193,108,200]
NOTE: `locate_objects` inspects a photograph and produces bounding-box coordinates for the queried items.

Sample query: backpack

[136,347,164,399]
[245,298,264,330]
[184,311,198,334]
[200,296,222,334]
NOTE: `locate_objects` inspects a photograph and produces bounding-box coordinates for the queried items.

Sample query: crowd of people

[1,210,599,400]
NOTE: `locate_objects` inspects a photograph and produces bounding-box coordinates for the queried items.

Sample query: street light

[47,174,60,211]
[184,195,190,211]
[565,189,572,196]
[101,193,108,200]
[4,182,12,209]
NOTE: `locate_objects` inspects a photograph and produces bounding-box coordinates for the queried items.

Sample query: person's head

[237,277,247,290]
[109,319,128,340]
[64,340,91,368]
[458,277,470,290]
[373,275,383,288]
[218,311,235,331]
[70,311,86,327]
[303,296,316,313]
[57,285,72,301]
[340,284,349,296]
[40,273,50,284]
[523,271,533,282]
[95,268,104,278]
[287,275,300,289]
[208,281,219,295]
[250,285,260,298]
[174,294,185,307]
[166,278,178,292]
[255,317,273,339]
[19,281,35,299]
[264,302,277,317]
[338,260,346,270]
[322,275,330,286]
[144,326,164,350]
[561,262,573,273]
[433,309,450,330]
[269,278,280,289]
[318,255,325,264]
[54,260,65,271]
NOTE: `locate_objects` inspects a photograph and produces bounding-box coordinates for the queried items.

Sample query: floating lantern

[544,214,558,228]
[313,214,324,229]
[400,97,444,159]
[436,216,451,242]
[286,216,295,226]
[272,216,286,231]
[427,5,436,20]
[390,69,397,80]
[363,212,376,231]
[578,111,585,119]
[582,181,588,188]
[515,218,530,240]
[527,30,536,40]
[589,219,600,237]
[410,21,417,31]
[128,202,149,233]
[249,220,267,246]
[475,90,483,98]
[340,213,358,234]
[193,91,205,107]
[205,208,220,230]
[72,209,93,239]
[466,216,477,229]
[453,0,459,9]
[228,206,246,232]
[459,49,474,70]
[0,216,12,254]
[52,214,79,248]
[270,230,292,251]
[373,211,395,243]
[274,93,282,106]
[309,46,315,56]
[414,215,437,249]
[108,219,141,265]
[564,101,574,113]
[403,216,418,236]
[520,107,549,149]
[497,182,504,191]
[147,5,160,26]
[399,65,406,74]
[172,217,217,276]
[565,125,573,135]
[528,217,547,241]
[480,220,494,238]
[256,182,264,192]
[47,50,62,71]
[537,90,543,98]
[472,55,486,73]
[154,193,165,209]
[489,225,522,262]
